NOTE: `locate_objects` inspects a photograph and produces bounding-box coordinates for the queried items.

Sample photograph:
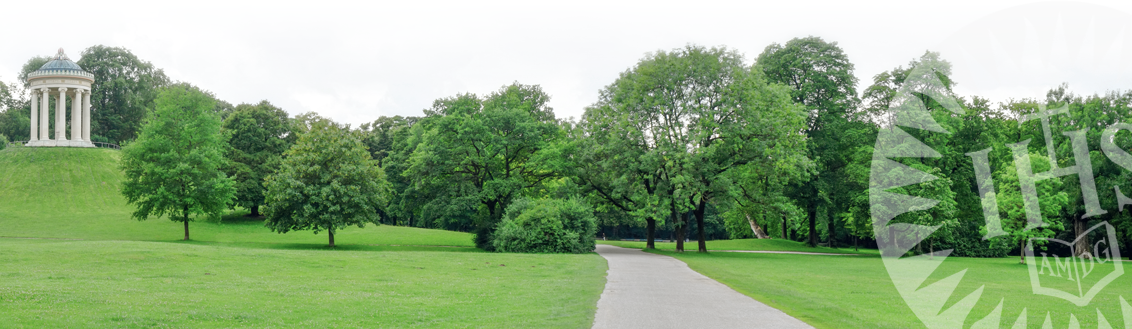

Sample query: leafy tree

[213,99,235,121]
[757,36,861,247]
[993,152,1068,264]
[0,108,29,143]
[383,118,432,228]
[77,45,170,144]
[290,111,341,136]
[566,104,667,248]
[407,83,560,250]
[0,78,29,141]
[1031,86,1132,257]
[222,101,292,217]
[576,45,811,252]
[120,85,235,240]
[359,116,419,166]
[17,56,50,88]
[906,165,958,258]
[263,124,389,247]
[359,116,422,225]
[677,47,810,252]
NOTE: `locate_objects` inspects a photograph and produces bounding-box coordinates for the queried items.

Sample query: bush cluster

[492,198,597,253]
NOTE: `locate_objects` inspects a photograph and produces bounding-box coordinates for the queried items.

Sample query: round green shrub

[0,133,8,151]
[492,198,597,253]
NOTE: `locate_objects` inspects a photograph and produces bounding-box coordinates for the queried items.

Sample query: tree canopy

[406,83,561,250]
[119,84,235,240]
[757,36,862,248]
[222,100,292,217]
[77,45,170,143]
[263,124,390,247]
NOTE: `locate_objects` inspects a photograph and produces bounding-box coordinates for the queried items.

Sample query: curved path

[592,245,813,329]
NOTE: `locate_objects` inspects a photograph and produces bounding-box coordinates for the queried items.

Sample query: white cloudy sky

[2,0,1131,126]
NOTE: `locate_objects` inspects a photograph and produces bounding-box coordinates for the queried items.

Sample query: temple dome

[37,48,83,72]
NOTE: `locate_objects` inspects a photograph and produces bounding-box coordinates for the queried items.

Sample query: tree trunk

[675,223,685,252]
[1019,239,1025,264]
[645,219,656,249]
[888,228,898,256]
[827,206,836,248]
[782,214,788,239]
[808,203,817,247]
[694,200,707,253]
[183,205,190,241]
[250,205,260,217]
[329,229,335,248]
[1075,218,1091,258]
[747,213,769,239]
[674,206,685,252]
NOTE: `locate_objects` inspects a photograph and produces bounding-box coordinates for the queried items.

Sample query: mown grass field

[0,239,604,328]
[0,147,607,328]
[652,249,1132,329]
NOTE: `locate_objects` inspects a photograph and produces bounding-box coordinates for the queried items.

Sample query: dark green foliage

[78,45,170,144]
[492,198,597,253]
[17,56,50,88]
[406,83,561,250]
[575,45,809,252]
[222,101,292,217]
[119,85,235,240]
[0,133,8,150]
[359,116,419,166]
[263,124,390,247]
[0,108,28,142]
[0,106,29,144]
[359,116,421,225]
[0,78,29,141]
[758,36,862,248]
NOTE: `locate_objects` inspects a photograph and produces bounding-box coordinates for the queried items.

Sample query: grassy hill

[0,146,607,328]
[0,146,474,247]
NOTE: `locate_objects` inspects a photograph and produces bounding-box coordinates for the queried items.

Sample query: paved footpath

[591,244,813,329]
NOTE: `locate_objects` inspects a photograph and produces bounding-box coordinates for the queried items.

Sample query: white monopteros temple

[25,49,95,147]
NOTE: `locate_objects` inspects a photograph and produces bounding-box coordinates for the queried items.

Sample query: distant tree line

[11,40,1132,255]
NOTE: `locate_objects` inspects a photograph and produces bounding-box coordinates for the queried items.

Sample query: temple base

[25,139,95,147]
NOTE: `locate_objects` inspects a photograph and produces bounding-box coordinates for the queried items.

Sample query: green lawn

[599,237,873,254]
[0,239,605,328]
[651,249,1132,329]
[0,147,609,328]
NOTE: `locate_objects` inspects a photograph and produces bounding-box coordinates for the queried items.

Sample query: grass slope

[0,147,473,247]
[0,147,608,327]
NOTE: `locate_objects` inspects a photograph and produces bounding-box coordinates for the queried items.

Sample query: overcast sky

[3,0,1131,126]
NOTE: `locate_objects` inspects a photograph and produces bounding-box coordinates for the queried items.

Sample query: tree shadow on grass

[160,239,485,253]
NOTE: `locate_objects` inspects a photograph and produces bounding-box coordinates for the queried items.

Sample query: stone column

[82,90,91,142]
[56,88,67,141]
[71,89,81,141]
[29,89,38,141]
[40,88,49,140]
